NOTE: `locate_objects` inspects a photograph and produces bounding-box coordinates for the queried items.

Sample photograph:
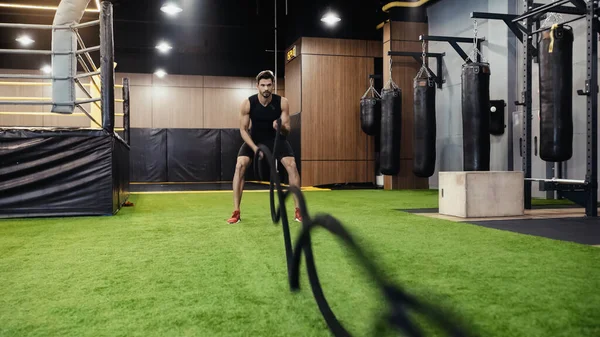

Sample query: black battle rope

[253,119,476,337]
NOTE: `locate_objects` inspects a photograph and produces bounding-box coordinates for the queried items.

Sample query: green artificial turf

[1,189,599,337]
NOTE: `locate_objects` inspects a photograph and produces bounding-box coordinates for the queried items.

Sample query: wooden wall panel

[302,37,368,57]
[301,161,375,187]
[153,74,203,88]
[285,57,301,115]
[129,85,153,128]
[390,21,428,41]
[301,54,373,161]
[383,21,430,190]
[367,41,383,58]
[152,87,204,128]
[0,69,289,130]
[203,88,256,128]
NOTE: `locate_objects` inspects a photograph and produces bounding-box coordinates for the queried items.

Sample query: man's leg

[228,144,253,224]
[233,156,251,211]
[280,151,302,221]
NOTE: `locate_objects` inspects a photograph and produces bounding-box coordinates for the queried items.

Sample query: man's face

[257,79,273,98]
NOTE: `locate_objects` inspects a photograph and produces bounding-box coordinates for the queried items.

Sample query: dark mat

[468,217,600,245]
[131,182,269,192]
[399,204,581,214]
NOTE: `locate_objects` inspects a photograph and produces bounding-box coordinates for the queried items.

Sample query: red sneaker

[294,207,302,222]
[227,210,241,224]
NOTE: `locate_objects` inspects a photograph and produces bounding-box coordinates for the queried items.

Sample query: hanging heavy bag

[360,80,381,136]
[380,80,402,175]
[538,24,574,162]
[461,62,491,171]
[413,76,437,177]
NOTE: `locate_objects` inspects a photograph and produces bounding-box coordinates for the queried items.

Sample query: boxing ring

[0,1,130,218]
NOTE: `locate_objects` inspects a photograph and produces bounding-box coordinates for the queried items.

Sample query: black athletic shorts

[237,139,295,160]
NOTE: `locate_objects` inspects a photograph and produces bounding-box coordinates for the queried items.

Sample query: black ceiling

[0,0,435,77]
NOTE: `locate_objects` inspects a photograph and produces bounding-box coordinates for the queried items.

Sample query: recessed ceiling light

[16,35,34,46]
[160,3,183,16]
[321,12,341,26]
[154,69,167,78]
[155,41,173,53]
[40,65,52,74]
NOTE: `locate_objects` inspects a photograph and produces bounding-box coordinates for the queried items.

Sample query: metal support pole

[523,0,533,210]
[123,78,130,146]
[585,0,598,216]
[100,1,115,133]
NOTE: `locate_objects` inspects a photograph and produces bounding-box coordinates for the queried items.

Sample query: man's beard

[262,91,271,97]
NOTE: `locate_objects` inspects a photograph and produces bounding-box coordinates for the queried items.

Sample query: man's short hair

[256,70,275,83]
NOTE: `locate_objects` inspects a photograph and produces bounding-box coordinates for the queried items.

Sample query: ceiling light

[155,41,173,53]
[16,35,34,46]
[154,69,167,78]
[160,3,183,15]
[321,12,341,26]
[40,65,52,74]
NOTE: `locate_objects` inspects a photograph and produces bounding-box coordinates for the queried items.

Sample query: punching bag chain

[541,1,563,28]
[467,19,487,64]
[415,40,433,80]
[386,56,400,90]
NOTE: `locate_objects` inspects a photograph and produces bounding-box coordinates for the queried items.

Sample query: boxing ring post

[100,0,114,133]
[123,78,131,145]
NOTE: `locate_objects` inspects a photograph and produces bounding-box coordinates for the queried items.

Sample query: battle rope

[253,119,476,337]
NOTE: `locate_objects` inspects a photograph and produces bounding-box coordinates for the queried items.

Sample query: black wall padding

[489,100,506,136]
[413,78,436,178]
[167,129,221,182]
[130,128,167,182]
[220,128,245,181]
[380,88,402,175]
[461,62,491,171]
[538,25,574,162]
[112,137,130,213]
[0,129,115,218]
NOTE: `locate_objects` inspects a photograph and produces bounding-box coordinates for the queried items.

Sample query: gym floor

[1,189,598,337]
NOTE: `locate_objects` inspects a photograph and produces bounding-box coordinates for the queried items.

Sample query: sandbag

[413,78,436,177]
[461,62,491,171]
[538,25,574,162]
[380,87,402,175]
[360,97,381,136]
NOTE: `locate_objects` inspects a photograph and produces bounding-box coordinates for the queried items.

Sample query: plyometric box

[439,171,524,218]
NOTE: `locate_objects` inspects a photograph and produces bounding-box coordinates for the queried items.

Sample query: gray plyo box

[439,171,524,218]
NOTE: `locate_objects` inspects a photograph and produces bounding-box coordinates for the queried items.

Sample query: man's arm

[240,99,258,152]
[279,97,291,136]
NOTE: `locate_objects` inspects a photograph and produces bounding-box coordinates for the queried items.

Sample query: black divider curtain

[167,129,221,182]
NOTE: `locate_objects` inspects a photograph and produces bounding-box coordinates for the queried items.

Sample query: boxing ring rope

[0,1,130,141]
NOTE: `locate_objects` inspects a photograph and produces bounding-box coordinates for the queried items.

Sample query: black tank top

[248,93,285,142]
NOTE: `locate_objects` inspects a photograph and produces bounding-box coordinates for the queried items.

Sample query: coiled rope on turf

[253,119,475,337]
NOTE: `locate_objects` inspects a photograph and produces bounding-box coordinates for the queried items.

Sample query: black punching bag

[413,77,436,177]
[380,87,402,175]
[461,62,491,171]
[360,97,381,136]
[538,25,574,162]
